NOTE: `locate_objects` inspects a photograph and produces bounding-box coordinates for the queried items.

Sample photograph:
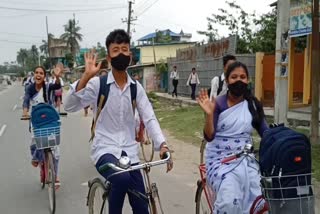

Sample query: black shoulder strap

[130,79,137,114]
[97,75,111,109]
[217,75,223,96]
[90,76,137,142]
[90,75,110,142]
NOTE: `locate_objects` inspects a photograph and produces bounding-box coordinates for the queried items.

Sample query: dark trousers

[190,83,196,100]
[95,153,149,214]
[172,79,178,97]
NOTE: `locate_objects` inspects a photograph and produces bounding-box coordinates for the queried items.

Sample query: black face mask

[111,53,131,71]
[228,80,248,97]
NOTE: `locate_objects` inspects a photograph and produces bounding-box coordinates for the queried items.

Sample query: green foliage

[0,63,24,75]
[65,52,74,68]
[60,19,83,58]
[198,0,277,54]
[157,60,168,74]
[155,31,172,43]
[96,42,107,59]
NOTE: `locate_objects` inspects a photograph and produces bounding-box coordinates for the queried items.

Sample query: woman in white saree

[197,62,269,214]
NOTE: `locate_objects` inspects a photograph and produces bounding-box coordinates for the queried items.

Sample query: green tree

[198,0,277,54]
[17,48,29,68]
[30,45,39,66]
[97,42,106,59]
[60,19,83,58]
[155,31,172,43]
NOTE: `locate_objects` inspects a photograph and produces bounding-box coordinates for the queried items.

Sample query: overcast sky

[0,0,275,64]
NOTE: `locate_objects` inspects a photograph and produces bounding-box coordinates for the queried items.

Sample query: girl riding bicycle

[197,61,269,214]
[22,66,62,187]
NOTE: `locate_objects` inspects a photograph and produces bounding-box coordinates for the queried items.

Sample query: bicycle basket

[32,126,61,149]
[261,173,315,214]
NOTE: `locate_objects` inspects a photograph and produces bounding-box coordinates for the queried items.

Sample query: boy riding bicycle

[64,29,173,214]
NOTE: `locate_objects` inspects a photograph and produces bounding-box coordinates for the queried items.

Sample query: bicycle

[21,112,66,214]
[86,152,171,214]
[194,143,315,214]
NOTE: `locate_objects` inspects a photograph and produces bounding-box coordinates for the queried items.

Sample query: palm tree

[40,40,48,57]
[30,45,39,65]
[16,48,28,67]
[60,19,83,58]
[40,33,54,57]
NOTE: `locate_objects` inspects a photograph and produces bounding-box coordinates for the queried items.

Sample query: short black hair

[105,29,130,52]
[225,61,249,81]
[192,67,196,71]
[223,54,236,67]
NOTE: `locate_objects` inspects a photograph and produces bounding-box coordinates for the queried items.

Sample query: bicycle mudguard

[86,178,109,206]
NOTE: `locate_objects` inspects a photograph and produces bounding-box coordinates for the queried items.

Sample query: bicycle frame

[198,164,214,212]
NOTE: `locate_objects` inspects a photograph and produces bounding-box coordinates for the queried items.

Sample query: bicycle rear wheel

[46,151,56,214]
[87,178,109,214]
[195,180,212,214]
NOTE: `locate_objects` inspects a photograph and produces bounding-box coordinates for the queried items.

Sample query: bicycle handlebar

[221,143,257,164]
[20,112,67,120]
[99,152,171,174]
[221,153,242,164]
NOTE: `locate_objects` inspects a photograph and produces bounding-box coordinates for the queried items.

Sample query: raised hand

[84,50,102,78]
[197,88,216,115]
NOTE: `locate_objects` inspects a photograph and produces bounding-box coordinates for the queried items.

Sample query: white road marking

[0,125,7,137]
[12,104,17,111]
[81,182,88,186]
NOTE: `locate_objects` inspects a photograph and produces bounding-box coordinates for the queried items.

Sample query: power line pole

[274,0,290,124]
[122,0,137,36]
[311,0,320,144]
[46,16,52,69]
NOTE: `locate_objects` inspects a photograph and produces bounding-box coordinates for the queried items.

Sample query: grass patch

[155,105,204,144]
[154,97,320,181]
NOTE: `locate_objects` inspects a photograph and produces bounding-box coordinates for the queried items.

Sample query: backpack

[259,125,312,199]
[207,75,224,97]
[31,103,60,129]
[90,75,137,141]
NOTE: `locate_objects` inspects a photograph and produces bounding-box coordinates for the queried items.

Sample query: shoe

[31,160,39,167]
[55,179,61,190]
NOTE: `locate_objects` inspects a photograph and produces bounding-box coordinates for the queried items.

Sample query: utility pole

[311,0,320,144]
[274,0,290,124]
[122,0,137,36]
[46,16,52,69]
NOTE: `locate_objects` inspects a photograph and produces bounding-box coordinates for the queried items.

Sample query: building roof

[136,41,196,48]
[138,29,181,41]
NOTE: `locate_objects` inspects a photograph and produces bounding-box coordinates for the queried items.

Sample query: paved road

[0,84,198,214]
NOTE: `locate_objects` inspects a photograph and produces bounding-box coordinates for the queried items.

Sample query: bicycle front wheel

[46,151,56,214]
[88,178,109,214]
[195,180,213,214]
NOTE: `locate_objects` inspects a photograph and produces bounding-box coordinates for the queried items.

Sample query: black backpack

[207,75,224,97]
[259,125,312,199]
[90,75,137,141]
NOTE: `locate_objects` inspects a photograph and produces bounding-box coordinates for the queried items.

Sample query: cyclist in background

[22,66,63,188]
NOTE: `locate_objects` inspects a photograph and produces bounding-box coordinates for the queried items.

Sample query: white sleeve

[170,71,174,79]
[64,77,99,112]
[210,77,219,100]
[136,82,166,150]
[186,74,191,85]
